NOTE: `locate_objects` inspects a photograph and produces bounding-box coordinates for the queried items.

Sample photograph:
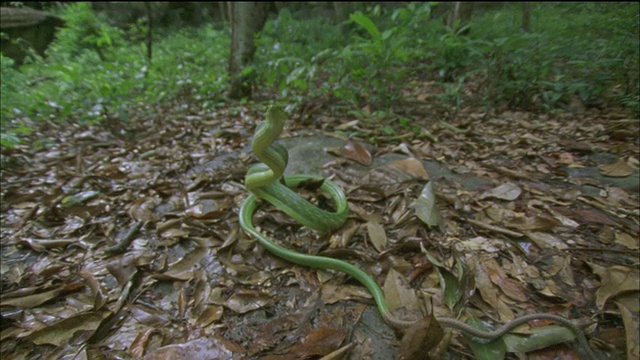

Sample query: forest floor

[1,83,639,360]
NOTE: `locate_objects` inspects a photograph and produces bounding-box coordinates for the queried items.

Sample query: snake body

[240,106,600,360]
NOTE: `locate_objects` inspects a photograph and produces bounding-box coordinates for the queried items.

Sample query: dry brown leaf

[366,221,387,252]
[289,326,348,358]
[390,158,429,180]
[343,140,372,165]
[615,293,640,360]
[615,232,639,250]
[596,265,640,309]
[599,158,635,177]
[226,289,271,314]
[483,258,528,302]
[383,268,419,314]
[196,305,224,327]
[129,328,162,359]
[480,182,522,201]
[321,283,371,305]
[475,257,515,322]
[397,314,444,360]
[525,231,569,250]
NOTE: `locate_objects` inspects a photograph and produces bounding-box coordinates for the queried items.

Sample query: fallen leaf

[595,266,640,309]
[383,268,420,313]
[615,293,640,360]
[390,158,429,180]
[398,314,444,360]
[414,181,443,227]
[366,221,387,252]
[24,311,109,346]
[480,183,522,201]
[142,336,245,360]
[343,140,372,165]
[615,232,639,250]
[599,158,635,177]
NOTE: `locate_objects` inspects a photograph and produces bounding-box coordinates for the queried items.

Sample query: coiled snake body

[239,106,600,360]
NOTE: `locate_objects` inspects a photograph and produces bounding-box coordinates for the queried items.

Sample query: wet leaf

[1,281,84,308]
[142,336,245,360]
[156,246,208,281]
[414,181,443,227]
[196,305,224,327]
[24,311,109,346]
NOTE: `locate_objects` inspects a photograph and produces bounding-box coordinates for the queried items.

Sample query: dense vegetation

[1,2,638,149]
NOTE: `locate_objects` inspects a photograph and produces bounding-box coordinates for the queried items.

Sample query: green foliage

[1,4,229,148]
[469,2,640,111]
[52,2,124,62]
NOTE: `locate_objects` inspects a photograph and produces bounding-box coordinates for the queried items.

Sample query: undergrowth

[1,2,638,149]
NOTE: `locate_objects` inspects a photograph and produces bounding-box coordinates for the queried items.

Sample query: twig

[463,218,524,237]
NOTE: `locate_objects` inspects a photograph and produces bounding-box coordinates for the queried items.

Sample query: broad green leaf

[503,325,575,353]
[349,12,381,41]
[436,267,462,310]
[465,317,507,360]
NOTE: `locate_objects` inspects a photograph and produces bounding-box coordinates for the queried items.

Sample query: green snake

[239,106,600,360]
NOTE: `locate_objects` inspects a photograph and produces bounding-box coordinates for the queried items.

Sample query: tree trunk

[145,2,153,64]
[521,2,531,32]
[448,1,474,34]
[228,2,269,99]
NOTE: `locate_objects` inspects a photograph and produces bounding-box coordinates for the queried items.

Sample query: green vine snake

[239,106,600,360]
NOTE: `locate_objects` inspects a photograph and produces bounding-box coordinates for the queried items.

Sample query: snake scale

[239,106,600,360]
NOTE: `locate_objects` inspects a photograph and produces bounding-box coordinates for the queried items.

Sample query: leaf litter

[0,98,638,360]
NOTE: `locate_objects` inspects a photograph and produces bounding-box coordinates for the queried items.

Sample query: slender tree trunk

[521,2,531,32]
[229,2,268,99]
[145,2,153,64]
[448,1,474,34]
